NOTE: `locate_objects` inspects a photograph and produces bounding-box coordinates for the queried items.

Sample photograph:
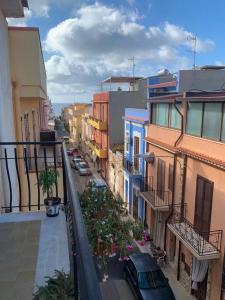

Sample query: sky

[7,0,225,103]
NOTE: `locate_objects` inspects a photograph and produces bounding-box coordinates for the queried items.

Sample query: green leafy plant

[132,221,144,241]
[38,169,59,198]
[79,184,134,263]
[33,270,74,300]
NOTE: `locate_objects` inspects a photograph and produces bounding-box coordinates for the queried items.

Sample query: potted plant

[132,221,144,244]
[39,169,61,217]
[33,270,74,299]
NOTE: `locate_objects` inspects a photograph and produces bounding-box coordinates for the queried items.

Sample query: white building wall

[0,10,18,209]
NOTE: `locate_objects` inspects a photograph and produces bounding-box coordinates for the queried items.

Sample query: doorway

[193,175,213,300]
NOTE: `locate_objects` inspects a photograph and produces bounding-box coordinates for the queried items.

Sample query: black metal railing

[0,141,62,212]
[62,143,102,300]
[140,184,172,209]
[0,141,102,300]
[123,157,141,175]
[168,210,222,257]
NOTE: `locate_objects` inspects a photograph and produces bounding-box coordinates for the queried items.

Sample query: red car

[67,148,79,156]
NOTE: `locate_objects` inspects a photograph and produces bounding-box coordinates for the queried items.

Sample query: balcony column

[0,13,18,209]
[12,81,27,209]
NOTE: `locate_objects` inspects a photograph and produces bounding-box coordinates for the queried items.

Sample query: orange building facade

[143,92,225,300]
[91,92,109,177]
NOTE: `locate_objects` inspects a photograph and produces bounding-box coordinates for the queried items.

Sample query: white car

[87,178,107,190]
[71,157,83,169]
[77,161,91,176]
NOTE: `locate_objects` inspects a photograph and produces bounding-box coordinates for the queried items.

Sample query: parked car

[72,148,79,156]
[71,157,83,169]
[67,148,74,156]
[77,161,91,176]
[87,178,107,191]
[124,253,175,300]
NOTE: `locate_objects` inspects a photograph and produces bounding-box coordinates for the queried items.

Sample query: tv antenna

[187,34,197,69]
[128,56,136,91]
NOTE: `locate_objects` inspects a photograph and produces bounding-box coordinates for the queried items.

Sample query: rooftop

[102,76,142,84]
[0,0,28,18]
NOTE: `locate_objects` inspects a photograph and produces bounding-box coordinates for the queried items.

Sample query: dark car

[124,253,175,300]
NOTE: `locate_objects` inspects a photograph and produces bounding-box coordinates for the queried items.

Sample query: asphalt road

[71,160,136,300]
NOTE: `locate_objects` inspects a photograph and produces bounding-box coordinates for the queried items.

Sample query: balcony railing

[140,184,172,210]
[88,140,108,158]
[123,158,141,175]
[0,141,102,300]
[87,116,107,131]
[94,143,108,158]
[168,210,222,260]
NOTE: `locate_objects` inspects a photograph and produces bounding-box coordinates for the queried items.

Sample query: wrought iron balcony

[168,210,222,260]
[94,143,108,158]
[88,140,107,158]
[0,141,102,300]
[123,158,141,176]
[140,185,172,211]
[87,116,107,131]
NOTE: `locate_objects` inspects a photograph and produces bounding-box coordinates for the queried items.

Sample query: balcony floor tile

[0,210,70,298]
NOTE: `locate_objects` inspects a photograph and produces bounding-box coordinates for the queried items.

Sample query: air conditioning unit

[144,152,155,164]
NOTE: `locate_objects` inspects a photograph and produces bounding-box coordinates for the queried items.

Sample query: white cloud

[28,0,74,17]
[44,2,215,101]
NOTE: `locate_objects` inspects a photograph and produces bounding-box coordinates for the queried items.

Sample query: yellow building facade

[8,27,48,143]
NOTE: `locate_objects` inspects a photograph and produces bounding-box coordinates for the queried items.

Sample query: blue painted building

[123,108,148,223]
[146,71,177,99]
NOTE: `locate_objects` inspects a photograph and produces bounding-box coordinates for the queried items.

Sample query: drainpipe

[174,101,184,147]
[163,100,183,251]
[164,154,177,250]
[177,154,187,281]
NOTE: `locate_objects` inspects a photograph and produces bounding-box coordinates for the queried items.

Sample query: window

[194,176,213,234]
[125,131,129,152]
[170,104,181,129]
[186,102,203,136]
[156,104,169,126]
[157,159,165,199]
[138,271,167,289]
[203,103,222,140]
[168,164,174,192]
[133,136,140,171]
[222,108,225,141]
[151,103,181,129]
[186,102,225,142]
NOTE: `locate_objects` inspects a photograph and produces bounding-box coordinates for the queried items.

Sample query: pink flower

[138,240,145,246]
[126,245,133,251]
[123,256,130,261]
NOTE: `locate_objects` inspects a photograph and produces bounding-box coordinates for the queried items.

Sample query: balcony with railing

[168,210,222,260]
[0,141,102,300]
[87,116,107,131]
[94,142,108,158]
[140,182,172,211]
[88,140,108,158]
[123,157,142,176]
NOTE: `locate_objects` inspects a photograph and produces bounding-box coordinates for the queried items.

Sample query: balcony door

[194,176,213,234]
[194,176,213,300]
[133,136,139,172]
[133,187,139,220]
[157,159,165,199]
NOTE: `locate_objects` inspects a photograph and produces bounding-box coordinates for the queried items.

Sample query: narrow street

[70,154,194,300]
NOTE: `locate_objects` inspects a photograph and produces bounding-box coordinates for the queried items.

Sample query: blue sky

[7,0,225,102]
